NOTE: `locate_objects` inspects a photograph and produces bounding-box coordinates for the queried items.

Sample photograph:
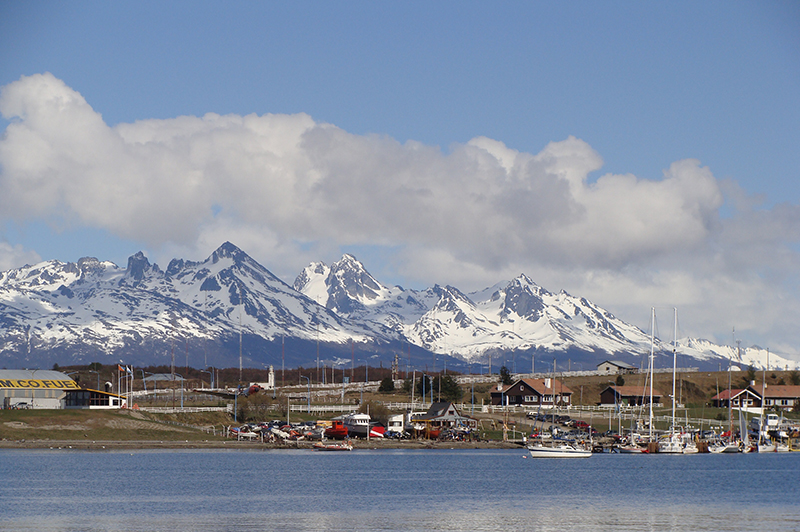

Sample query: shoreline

[0,438,524,451]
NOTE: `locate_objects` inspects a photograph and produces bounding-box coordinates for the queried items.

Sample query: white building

[0,369,125,409]
[596,360,637,375]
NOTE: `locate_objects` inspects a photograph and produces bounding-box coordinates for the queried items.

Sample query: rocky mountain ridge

[0,242,795,371]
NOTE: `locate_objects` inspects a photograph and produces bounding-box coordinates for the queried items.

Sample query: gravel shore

[0,438,524,451]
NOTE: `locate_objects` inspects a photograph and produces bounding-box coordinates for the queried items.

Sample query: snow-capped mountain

[0,243,399,369]
[294,260,658,362]
[1,243,796,371]
[294,256,799,371]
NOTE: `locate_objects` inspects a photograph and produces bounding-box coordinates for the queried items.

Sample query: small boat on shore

[339,413,385,439]
[324,420,349,440]
[313,441,353,451]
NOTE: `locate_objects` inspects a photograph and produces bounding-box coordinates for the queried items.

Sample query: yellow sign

[0,379,80,390]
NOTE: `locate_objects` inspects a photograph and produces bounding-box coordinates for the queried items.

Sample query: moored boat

[616,444,647,454]
[709,441,740,453]
[527,441,592,458]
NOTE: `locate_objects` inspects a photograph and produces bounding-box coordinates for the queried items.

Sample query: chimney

[544,378,551,389]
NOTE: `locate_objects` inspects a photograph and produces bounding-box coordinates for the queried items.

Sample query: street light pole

[199,369,211,389]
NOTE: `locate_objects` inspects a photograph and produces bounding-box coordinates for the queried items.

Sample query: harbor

[2,448,800,532]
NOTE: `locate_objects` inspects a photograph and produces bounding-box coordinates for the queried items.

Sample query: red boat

[324,420,349,440]
[369,424,386,438]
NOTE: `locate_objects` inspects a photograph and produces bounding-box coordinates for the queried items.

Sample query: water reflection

[1,450,798,532]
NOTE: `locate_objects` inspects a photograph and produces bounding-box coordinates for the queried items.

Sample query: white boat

[758,442,777,453]
[342,412,372,438]
[527,442,592,458]
[658,440,684,454]
[617,444,647,454]
[658,433,684,454]
[709,441,740,454]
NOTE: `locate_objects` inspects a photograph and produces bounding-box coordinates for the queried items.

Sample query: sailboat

[709,333,741,453]
[616,309,658,453]
[527,359,592,458]
[658,308,694,454]
[757,349,776,453]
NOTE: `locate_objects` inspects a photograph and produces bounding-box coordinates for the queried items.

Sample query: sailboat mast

[729,328,734,437]
[649,307,655,442]
[672,308,677,434]
[759,349,768,446]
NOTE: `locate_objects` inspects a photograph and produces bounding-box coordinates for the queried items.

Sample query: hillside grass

[0,409,231,442]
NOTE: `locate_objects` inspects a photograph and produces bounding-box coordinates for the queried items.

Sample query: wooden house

[490,378,573,407]
[710,388,760,409]
[411,402,477,430]
[599,385,662,407]
[744,383,800,411]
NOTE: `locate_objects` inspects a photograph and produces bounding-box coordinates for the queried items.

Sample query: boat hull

[324,420,349,440]
[527,443,592,458]
[616,446,646,454]
[709,444,740,454]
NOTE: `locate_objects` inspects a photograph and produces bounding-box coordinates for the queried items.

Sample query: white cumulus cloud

[1,73,799,358]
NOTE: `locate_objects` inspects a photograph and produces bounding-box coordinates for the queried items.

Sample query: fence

[138,406,231,414]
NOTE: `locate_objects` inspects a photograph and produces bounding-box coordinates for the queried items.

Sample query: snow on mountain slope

[0,243,395,367]
[294,254,434,331]
[295,255,798,370]
[1,244,796,370]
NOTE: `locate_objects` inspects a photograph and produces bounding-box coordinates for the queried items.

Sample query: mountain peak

[211,241,246,263]
[126,251,152,281]
[328,254,385,304]
[77,256,103,273]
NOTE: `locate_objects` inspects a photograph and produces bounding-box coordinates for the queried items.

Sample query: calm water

[1,449,799,531]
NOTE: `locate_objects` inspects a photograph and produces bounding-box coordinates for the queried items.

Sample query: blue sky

[1,1,799,358]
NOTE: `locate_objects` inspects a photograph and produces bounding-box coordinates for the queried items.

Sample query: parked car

[574,420,589,429]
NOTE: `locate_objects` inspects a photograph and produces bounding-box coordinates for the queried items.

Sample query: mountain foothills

[0,242,794,372]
